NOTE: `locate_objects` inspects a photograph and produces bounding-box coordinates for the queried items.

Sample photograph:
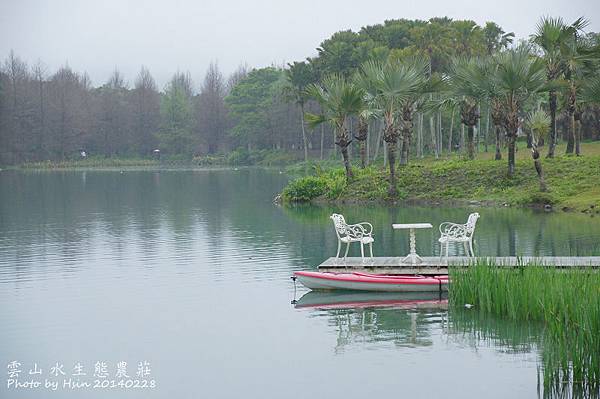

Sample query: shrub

[282,176,328,202]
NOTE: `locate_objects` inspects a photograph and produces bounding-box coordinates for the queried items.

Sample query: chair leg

[439,243,443,260]
[463,242,469,257]
[344,242,350,258]
[446,243,449,258]
[369,242,373,258]
[469,240,475,257]
[360,243,365,259]
[336,241,341,258]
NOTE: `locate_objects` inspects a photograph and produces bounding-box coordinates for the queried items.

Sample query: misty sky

[1,0,598,89]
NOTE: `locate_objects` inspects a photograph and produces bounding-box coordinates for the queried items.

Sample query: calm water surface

[1,169,599,399]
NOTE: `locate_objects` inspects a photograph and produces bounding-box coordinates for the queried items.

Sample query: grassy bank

[12,149,303,170]
[450,261,600,397]
[17,157,160,169]
[282,141,600,212]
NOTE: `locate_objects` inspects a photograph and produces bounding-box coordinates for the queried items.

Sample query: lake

[1,168,599,398]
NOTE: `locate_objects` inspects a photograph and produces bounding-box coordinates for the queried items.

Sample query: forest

[1,17,599,167]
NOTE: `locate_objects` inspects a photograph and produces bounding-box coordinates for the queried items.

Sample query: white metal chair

[438,212,480,258]
[330,213,374,259]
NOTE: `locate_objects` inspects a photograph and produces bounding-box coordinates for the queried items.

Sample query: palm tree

[476,58,506,161]
[359,59,429,195]
[283,61,315,163]
[305,74,364,180]
[352,71,379,168]
[493,46,546,177]
[397,57,431,166]
[561,24,598,155]
[581,75,600,104]
[483,22,515,56]
[532,16,586,158]
[525,109,550,191]
[445,57,488,160]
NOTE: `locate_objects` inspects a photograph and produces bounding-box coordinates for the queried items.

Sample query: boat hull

[294,271,448,292]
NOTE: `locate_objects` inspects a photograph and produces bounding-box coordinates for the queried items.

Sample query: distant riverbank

[10,149,303,170]
[282,141,600,213]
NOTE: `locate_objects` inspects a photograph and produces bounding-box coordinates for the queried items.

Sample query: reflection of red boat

[294,271,449,292]
[294,291,448,310]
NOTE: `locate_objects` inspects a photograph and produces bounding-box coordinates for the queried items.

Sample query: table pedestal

[402,228,422,265]
[392,223,433,265]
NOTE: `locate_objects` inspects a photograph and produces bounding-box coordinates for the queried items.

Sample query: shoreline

[281,142,600,214]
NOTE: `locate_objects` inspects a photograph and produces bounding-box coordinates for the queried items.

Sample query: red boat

[294,271,449,292]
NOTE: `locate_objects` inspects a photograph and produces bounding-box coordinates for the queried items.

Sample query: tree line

[1,16,599,166]
[302,16,600,195]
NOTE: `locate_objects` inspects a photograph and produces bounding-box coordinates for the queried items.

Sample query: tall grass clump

[450,260,600,397]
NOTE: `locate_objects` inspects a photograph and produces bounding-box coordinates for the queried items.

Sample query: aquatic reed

[450,260,600,397]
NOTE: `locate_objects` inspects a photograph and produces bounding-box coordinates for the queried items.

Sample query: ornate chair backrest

[330,214,348,239]
[465,213,480,237]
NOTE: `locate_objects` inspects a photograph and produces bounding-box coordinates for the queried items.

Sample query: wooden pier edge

[317,256,600,275]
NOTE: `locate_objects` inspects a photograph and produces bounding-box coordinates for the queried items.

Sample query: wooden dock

[318,256,600,275]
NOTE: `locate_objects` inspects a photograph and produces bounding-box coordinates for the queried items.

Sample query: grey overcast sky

[1,0,598,89]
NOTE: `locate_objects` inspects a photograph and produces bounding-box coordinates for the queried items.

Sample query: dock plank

[317,256,600,274]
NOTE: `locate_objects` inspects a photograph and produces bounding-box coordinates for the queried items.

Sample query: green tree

[157,72,195,156]
[305,74,364,180]
[525,109,550,191]
[482,22,514,55]
[445,57,488,159]
[560,20,598,155]
[283,61,316,162]
[360,58,430,194]
[225,67,282,151]
[493,46,546,177]
[532,16,586,158]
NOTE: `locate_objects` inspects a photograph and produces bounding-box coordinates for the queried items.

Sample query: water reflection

[1,169,599,399]
[294,291,448,352]
[293,288,597,398]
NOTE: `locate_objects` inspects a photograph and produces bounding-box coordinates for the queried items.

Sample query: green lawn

[283,140,600,212]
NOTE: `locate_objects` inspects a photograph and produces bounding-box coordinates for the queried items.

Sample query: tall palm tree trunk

[300,104,308,162]
[356,118,368,168]
[467,125,475,160]
[336,124,353,180]
[430,116,438,158]
[400,127,411,165]
[359,142,366,168]
[320,124,324,160]
[341,145,353,180]
[575,109,582,156]
[485,105,490,153]
[373,120,383,161]
[507,109,518,177]
[437,111,442,156]
[531,143,546,191]
[508,134,516,177]
[448,108,454,154]
[547,90,558,158]
[460,124,465,154]
[566,112,575,154]
[383,122,397,196]
[387,140,397,196]
[495,125,502,160]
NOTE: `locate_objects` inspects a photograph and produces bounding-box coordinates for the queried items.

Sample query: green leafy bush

[282,176,328,202]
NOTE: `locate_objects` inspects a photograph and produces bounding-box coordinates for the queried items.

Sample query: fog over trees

[1,17,599,165]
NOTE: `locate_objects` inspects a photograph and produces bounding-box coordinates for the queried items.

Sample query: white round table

[392,223,433,265]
